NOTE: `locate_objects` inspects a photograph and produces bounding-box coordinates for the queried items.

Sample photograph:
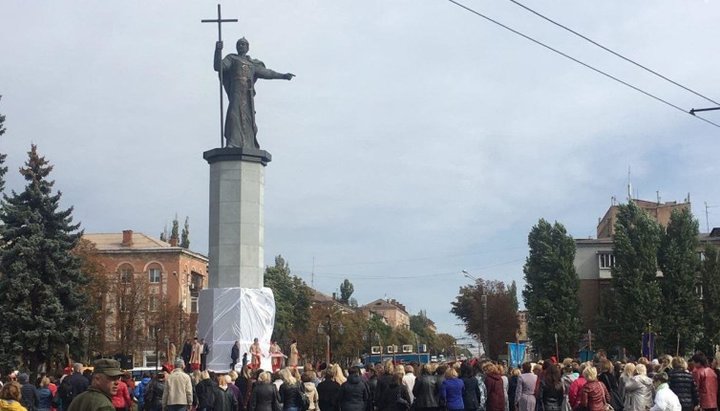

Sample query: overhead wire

[506,0,720,107]
[446,0,720,129]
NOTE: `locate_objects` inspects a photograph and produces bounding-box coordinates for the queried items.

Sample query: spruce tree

[170,215,179,244]
[523,219,582,358]
[0,95,8,193]
[180,217,190,248]
[610,201,663,351]
[658,208,701,354]
[700,245,720,354]
[0,145,88,372]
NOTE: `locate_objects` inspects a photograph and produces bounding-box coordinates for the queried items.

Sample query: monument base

[197,287,275,373]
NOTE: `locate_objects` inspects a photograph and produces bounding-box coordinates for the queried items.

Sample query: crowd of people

[1,350,719,411]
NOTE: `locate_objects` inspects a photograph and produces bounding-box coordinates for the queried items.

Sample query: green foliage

[452,278,518,358]
[610,201,663,351]
[0,145,88,372]
[658,208,701,354]
[180,217,190,248]
[523,219,582,358]
[264,255,312,345]
[171,215,179,243]
[0,95,8,194]
[700,246,720,354]
[339,279,354,304]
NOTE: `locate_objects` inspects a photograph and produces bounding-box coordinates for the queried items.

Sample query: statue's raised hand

[216,41,223,50]
[283,73,295,80]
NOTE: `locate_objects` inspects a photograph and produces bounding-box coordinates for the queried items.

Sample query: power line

[446,0,720,129]
[506,0,720,107]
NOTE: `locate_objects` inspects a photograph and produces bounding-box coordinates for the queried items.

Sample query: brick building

[362,298,410,329]
[84,230,208,367]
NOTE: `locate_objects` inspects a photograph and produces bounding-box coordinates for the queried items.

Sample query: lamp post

[318,314,344,365]
[461,270,488,356]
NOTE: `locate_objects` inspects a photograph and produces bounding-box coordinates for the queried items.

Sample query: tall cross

[202,4,238,148]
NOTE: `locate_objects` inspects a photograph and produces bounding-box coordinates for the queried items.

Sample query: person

[248,372,279,411]
[110,374,132,411]
[181,340,193,372]
[236,366,254,411]
[508,369,520,411]
[301,372,319,411]
[226,372,243,411]
[36,378,52,411]
[414,364,441,411]
[651,373,681,411]
[338,367,368,411]
[484,364,504,411]
[67,359,124,411]
[212,374,238,411]
[377,372,411,411]
[17,374,38,411]
[331,365,347,386]
[134,373,152,411]
[162,359,193,411]
[691,353,718,411]
[539,365,563,411]
[143,373,165,411]
[288,341,299,369]
[1,382,27,411]
[441,367,464,411]
[568,362,588,411]
[618,363,635,408]
[232,341,241,371]
[515,363,537,411]
[65,364,90,407]
[668,357,699,411]
[250,339,263,371]
[579,366,609,411]
[201,340,210,372]
[624,364,652,411]
[191,339,203,372]
[402,365,416,405]
[195,372,215,411]
[317,369,341,411]
[213,38,295,149]
[598,360,621,411]
[279,368,304,411]
[365,368,379,409]
[270,342,284,373]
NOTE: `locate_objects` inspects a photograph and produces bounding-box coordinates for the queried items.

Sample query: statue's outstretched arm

[255,64,294,80]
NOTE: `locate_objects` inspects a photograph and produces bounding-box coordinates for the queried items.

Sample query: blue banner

[641,333,655,359]
[508,343,526,368]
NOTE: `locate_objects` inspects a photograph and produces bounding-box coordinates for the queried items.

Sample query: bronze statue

[214,38,294,149]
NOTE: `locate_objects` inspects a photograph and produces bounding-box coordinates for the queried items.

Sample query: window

[191,296,198,314]
[119,296,129,312]
[119,266,133,283]
[598,253,615,269]
[149,296,159,312]
[149,268,161,283]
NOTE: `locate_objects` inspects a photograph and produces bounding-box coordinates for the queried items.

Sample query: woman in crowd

[36,378,52,411]
[508,369,521,411]
[460,363,481,411]
[301,372,319,411]
[214,373,239,411]
[618,362,636,408]
[249,371,280,411]
[539,365,564,411]
[580,367,609,411]
[668,357,699,411]
[332,365,347,386]
[111,372,133,411]
[485,364,505,411]
[317,369,341,411]
[413,364,441,411]
[598,359,620,411]
[0,382,26,411]
[279,368,304,411]
[441,367,464,411]
[624,364,653,411]
[338,367,369,411]
[515,363,537,411]
[195,371,216,411]
[377,372,411,411]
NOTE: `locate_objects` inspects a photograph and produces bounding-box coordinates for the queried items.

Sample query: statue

[214,38,294,149]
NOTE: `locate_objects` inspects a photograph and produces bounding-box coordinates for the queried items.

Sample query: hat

[93,359,124,377]
[17,373,29,384]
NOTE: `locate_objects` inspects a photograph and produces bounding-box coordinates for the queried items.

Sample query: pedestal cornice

[204,147,272,166]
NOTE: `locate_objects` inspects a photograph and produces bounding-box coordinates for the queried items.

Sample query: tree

[0,145,89,374]
[523,219,582,358]
[610,201,663,351]
[658,208,701,354]
[170,215,179,244]
[264,255,312,345]
[700,245,720,354]
[452,278,518,358]
[112,273,150,356]
[0,96,7,194]
[180,217,190,248]
[339,279,354,304]
[73,238,111,361]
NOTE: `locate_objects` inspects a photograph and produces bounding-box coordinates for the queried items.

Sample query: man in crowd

[67,359,123,411]
[162,359,193,411]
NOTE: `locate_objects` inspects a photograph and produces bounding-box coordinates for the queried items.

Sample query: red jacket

[112,381,133,409]
[580,381,609,411]
[568,376,586,410]
[692,366,718,409]
[485,374,506,411]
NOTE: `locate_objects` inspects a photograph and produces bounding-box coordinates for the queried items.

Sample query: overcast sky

[2,0,720,339]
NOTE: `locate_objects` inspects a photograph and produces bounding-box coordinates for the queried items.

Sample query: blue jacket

[134,378,152,407]
[442,378,465,411]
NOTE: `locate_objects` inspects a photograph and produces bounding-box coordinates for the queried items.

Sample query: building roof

[363,298,409,315]
[83,232,208,261]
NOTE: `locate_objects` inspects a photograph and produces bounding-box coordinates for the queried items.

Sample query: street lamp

[318,314,344,365]
[461,270,488,357]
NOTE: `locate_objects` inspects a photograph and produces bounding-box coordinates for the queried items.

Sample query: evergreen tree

[180,217,190,248]
[0,96,7,194]
[523,219,582,358]
[339,279,354,304]
[658,208,701,354]
[509,280,519,311]
[610,201,663,351]
[170,215,179,244]
[264,255,312,345]
[0,145,88,372]
[700,245,720,354]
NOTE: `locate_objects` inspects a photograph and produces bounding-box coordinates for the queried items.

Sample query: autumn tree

[700,246,720,354]
[265,255,312,345]
[73,238,111,360]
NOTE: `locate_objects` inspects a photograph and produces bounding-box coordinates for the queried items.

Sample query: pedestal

[197,287,275,372]
[204,148,271,289]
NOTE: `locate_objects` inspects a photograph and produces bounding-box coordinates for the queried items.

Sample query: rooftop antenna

[657,191,661,205]
[611,196,617,206]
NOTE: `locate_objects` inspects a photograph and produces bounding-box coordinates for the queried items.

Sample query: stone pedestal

[204,148,271,289]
